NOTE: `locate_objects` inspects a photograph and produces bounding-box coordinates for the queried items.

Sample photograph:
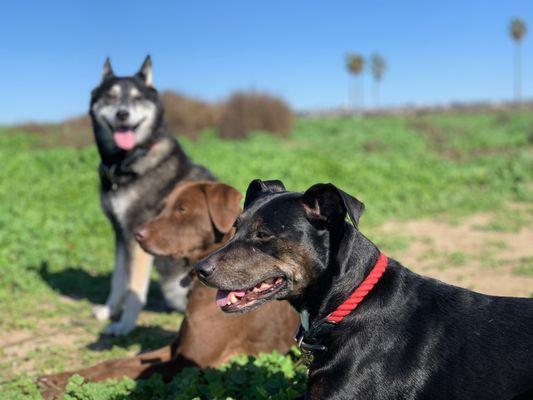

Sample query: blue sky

[1,0,531,123]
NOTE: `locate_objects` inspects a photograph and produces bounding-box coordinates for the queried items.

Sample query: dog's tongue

[215,289,246,307]
[113,131,136,150]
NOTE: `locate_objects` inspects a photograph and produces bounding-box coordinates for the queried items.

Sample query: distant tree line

[345,53,386,110]
[345,17,528,109]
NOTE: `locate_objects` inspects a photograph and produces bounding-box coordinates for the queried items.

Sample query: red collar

[326,253,388,323]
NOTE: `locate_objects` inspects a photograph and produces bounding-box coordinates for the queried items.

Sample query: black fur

[198,180,533,400]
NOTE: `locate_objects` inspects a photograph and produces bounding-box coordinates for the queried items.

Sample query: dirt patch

[0,326,86,377]
[377,211,533,297]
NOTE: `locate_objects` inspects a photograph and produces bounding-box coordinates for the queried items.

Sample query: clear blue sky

[1,0,531,123]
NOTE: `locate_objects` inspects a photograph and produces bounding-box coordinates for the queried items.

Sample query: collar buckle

[295,324,327,352]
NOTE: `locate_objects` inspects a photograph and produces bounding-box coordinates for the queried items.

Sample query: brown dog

[39,181,298,399]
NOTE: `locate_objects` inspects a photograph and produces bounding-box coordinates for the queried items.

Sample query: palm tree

[346,54,365,109]
[509,18,527,102]
[371,54,386,108]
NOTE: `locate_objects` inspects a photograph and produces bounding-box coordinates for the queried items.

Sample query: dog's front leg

[105,241,153,336]
[93,233,130,321]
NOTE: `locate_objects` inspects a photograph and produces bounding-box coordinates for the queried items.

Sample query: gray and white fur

[90,56,214,335]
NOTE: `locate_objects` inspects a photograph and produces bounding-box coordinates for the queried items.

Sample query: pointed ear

[101,57,115,82]
[204,183,243,233]
[243,179,286,209]
[301,183,365,229]
[136,55,153,86]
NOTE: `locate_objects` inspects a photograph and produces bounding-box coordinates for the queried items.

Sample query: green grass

[514,257,533,276]
[0,110,532,399]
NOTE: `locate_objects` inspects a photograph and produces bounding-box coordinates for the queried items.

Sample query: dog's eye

[106,93,117,101]
[132,94,142,101]
[255,230,273,240]
[178,205,187,213]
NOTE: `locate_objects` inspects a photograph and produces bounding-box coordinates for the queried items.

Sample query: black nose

[116,109,130,121]
[196,260,215,279]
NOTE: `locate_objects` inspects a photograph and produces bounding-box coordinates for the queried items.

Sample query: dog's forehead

[166,182,206,208]
[99,77,146,94]
[243,192,303,224]
[112,79,139,94]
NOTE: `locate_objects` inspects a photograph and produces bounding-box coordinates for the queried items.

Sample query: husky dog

[90,56,214,335]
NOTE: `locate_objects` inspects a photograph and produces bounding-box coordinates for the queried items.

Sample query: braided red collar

[295,253,389,355]
[327,253,388,323]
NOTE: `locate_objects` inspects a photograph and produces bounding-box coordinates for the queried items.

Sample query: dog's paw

[104,321,136,336]
[92,305,112,321]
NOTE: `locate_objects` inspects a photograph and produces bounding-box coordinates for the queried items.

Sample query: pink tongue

[216,290,230,307]
[215,289,246,307]
[113,131,136,150]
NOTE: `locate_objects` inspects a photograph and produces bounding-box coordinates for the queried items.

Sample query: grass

[0,110,532,399]
[514,257,533,276]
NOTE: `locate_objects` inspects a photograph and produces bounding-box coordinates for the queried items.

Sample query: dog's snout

[196,260,216,279]
[135,226,148,242]
[116,109,130,121]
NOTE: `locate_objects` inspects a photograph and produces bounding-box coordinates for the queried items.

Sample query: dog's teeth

[229,292,238,304]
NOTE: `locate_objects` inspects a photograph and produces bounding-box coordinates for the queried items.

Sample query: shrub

[217,91,293,139]
[17,115,93,148]
[161,91,220,139]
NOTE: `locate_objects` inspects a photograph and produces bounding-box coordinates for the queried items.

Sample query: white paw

[92,305,112,321]
[104,321,136,336]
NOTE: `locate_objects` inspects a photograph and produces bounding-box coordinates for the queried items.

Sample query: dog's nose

[116,109,130,121]
[135,227,148,242]
[195,260,215,279]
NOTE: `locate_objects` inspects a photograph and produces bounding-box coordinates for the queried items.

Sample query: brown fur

[39,181,298,399]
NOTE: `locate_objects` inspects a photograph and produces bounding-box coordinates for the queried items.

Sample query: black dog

[196,180,533,400]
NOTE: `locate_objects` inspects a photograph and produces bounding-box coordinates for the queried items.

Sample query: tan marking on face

[276,241,316,294]
[205,238,316,297]
[130,87,140,98]
[109,84,121,96]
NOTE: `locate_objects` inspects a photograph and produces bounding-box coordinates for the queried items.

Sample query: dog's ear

[243,179,286,209]
[204,183,243,233]
[301,183,365,229]
[136,55,153,87]
[101,57,115,82]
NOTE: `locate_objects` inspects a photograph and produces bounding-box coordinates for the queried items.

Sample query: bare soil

[377,210,533,297]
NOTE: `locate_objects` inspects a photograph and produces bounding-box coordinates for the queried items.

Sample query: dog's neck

[293,223,381,328]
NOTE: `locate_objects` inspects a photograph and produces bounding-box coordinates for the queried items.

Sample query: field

[1,110,532,399]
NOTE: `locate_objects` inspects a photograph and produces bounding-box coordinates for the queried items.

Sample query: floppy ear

[204,183,243,233]
[136,55,153,86]
[301,183,365,229]
[243,179,286,209]
[101,57,115,82]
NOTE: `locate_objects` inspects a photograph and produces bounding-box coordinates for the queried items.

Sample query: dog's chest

[106,187,140,225]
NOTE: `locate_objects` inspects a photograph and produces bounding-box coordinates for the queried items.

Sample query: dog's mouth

[105,119,145,151]
[215,276,287,312]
